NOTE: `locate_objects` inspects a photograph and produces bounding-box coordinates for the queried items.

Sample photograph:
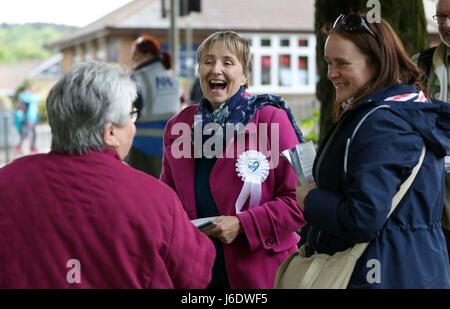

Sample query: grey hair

[196,31,252,87]
[46,61,137,154]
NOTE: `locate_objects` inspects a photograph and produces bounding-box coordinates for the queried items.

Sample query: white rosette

[235,150,270,213]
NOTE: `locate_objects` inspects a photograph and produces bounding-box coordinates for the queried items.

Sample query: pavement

[0,123,51,168]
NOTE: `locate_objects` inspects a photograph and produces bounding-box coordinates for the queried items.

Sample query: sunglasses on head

[332,14,377,40]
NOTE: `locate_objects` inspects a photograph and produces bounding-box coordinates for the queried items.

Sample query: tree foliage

[0,23,76,64]
[315,0,427,143]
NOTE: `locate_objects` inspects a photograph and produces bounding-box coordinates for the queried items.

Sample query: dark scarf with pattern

[192,87,304,152]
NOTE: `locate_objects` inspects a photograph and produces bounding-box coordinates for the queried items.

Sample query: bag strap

[344,104,426,255]
[388,145,426,217]
[344,105,426,217]
[350,144,426,256]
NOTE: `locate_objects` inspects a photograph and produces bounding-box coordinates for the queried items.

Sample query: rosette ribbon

[235,150,270,213]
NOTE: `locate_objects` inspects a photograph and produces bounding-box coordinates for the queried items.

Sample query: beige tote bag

[274,145,425,289]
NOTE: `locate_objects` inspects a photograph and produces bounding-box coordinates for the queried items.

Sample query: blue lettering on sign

[156,76,174,88]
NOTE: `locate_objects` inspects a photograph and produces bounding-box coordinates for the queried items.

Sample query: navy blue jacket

[305,85,450,288]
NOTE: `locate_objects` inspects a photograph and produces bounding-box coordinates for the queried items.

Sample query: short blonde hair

[196,31,252,87]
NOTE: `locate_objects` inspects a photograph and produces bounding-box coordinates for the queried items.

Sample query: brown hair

[327,16,428,120]
[196,31,252,88]
[134,34,172,69]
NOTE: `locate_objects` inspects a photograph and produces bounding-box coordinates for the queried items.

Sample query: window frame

[244,33,316,94]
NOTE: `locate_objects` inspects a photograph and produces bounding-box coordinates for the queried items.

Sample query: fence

[0,109,12,164]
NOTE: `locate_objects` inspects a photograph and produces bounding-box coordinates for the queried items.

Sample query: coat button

[265,238,275,246]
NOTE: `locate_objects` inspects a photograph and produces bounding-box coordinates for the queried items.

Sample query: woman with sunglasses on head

[296,15,450,288]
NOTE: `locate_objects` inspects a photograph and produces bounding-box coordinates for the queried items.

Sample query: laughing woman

[161,31,306,288]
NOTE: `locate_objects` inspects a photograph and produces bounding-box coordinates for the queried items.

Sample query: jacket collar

[49,147,122,161]
[356,84,420,106]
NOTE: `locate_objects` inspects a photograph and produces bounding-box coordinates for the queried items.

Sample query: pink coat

[161,105,305,288]
[0,149,214,288]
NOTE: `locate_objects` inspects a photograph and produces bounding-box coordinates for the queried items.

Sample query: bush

[299,110,319,144]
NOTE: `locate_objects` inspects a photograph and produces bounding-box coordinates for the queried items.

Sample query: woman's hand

[295,181,317,211]
[203,215,243,244]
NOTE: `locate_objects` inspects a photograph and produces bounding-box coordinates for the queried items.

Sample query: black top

[194,157,229,289]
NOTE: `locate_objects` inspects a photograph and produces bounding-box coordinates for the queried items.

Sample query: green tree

[0,23,76,64]
[315,0,427,143]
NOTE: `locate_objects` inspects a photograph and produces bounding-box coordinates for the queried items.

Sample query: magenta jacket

[0,149,214,288]
[161,105,305,288]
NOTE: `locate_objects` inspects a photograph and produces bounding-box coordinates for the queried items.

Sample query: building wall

[59,30,319,120]
[62,49,74,72]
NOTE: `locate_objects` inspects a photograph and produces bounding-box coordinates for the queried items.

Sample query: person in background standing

[189,77,203,105]
[14,83,41,154]
[126,34,180,177]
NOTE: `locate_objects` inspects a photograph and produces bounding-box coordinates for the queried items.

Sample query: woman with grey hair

[0,61,214,288]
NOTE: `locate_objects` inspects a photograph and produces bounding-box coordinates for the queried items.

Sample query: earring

[109,140,119,148]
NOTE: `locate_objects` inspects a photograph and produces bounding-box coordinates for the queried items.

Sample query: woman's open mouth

[209,80,227,95]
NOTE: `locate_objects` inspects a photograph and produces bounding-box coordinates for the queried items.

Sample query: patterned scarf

[192,86,304,150]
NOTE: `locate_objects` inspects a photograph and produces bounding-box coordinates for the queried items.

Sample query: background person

[14,83,41,153]
[413,0,450,261]
[189,77,203,106]
[126,34,181,177]
[296,15,450,288]
[0,61,214,288]
[161,31,306,288]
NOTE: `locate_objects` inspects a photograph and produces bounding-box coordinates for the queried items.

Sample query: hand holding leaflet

[445,156,450,174]
[281,141,316,186]
[191,216,218,231]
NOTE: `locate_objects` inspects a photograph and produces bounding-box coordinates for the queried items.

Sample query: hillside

[0,23,77,64]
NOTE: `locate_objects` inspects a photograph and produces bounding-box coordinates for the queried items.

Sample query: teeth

[210,80,226,85]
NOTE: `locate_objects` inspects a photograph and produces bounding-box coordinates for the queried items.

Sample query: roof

[0,60,42,96]
[29,54,63,80]
[51,0,315,49]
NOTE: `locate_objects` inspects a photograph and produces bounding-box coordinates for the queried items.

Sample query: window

[84,41,93,61]
[298,39,308,47]
[244,34,316,94]
[261,39,271,47]
[74,45,82,64]
[298,56,309,85]
[279,55,292,86]
[280,39,290,47]
[96,37,107,62]
[107,39,119,62]
[261,55,271,85]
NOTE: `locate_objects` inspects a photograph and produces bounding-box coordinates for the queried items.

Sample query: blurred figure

[14,83,41,153]
[189,77,203,105]
[13,101,27,152]
[126,34,181,177]
[0,61,214,288]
